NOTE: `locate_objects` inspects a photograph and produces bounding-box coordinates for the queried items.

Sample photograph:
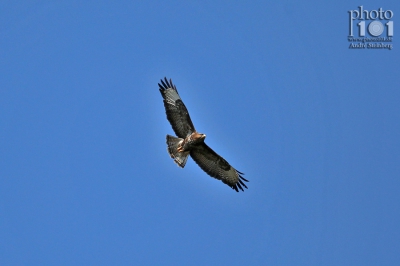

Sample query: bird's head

[193,132,206,142]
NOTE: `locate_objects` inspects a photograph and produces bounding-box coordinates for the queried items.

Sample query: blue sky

[1,1,399,265]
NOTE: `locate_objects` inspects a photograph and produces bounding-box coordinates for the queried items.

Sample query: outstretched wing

[190,143,249,192]
[159,77,196,138]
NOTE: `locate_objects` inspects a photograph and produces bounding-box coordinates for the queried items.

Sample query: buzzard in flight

[159,77,248,192]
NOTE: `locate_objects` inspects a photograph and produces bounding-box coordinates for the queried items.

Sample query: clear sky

[1,1,399,265]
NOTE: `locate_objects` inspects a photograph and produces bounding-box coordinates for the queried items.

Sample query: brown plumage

[159,77,248,192]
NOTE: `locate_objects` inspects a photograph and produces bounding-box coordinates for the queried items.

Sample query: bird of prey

[158,77,248,192]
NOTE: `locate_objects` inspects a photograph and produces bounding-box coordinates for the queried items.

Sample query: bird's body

[159,78,248,192]
[176,132,206,153]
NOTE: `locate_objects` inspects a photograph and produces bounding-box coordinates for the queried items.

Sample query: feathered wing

[158,78,196,138]
[190,143,249,192]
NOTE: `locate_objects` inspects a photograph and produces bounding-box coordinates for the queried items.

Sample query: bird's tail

[166,135,190,168]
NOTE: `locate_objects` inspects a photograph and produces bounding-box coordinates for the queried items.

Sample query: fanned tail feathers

[166,135,190,168]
